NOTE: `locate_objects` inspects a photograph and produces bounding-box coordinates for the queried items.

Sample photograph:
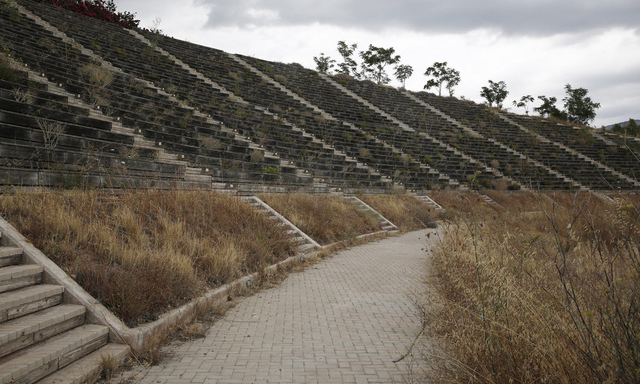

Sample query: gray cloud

[196,0,640,35]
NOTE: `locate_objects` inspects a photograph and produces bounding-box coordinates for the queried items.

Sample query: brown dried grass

[257,193,380,245]
[425,191,640,383]
[356,194,437,231]
[0,189,296,325]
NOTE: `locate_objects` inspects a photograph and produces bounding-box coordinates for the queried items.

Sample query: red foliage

[35,0,139,29]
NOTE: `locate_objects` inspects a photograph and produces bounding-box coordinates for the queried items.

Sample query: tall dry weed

[425,191,640,383]
[0,189,295,325]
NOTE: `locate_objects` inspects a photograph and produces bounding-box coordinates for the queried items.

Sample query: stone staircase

[242,196,321,254]
[344,196,398,233]
[477,193,502,209]
[594,192,617,205]
[0,231,128,384]
[414,195,444,211]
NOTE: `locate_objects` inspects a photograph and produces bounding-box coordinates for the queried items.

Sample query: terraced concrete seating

[136,33,391,185]
[16,0,386,188]
[417,92,637,190]
[5,1,638,191]
[606,134,640,158]
[137,32,415,187]
[139,32,305,119]
[2,3,289,186]
[0,231,129,384]
[339,78,574,190]
[508,114,640,181]
[0,72,195,187]
[240,56,494,188]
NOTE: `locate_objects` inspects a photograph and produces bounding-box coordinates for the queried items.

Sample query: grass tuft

[99,353,120,379]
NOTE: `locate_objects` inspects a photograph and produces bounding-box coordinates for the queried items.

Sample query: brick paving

[117,229,436,383]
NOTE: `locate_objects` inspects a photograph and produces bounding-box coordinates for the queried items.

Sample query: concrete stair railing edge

[241,195,322,251]
[344,196,398,232]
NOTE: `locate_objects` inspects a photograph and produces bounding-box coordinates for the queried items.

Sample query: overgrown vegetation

[612,118,640,138]
[313,40,411,86]
[535,84,601,125]
[480,80,509,108]
[423,191,640,383]
[35,0,139,28]
[424,61,460,97]
[357,194,437,231]
[258,193,381,245]
[0,189,296,325]
[0,54,23,83]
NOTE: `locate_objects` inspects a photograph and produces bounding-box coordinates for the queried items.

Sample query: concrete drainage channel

[0,193,409,383]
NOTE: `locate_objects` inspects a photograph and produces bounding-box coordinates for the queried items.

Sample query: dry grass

[0,189,296,326]
[356,194,437,231]
[98,353,120,379]
[429,191,497,223]
[258,193,381,245]
[430,191,491,213]
[424,191,640,383]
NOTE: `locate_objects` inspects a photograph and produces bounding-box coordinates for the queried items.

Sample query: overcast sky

[115,0,640,127]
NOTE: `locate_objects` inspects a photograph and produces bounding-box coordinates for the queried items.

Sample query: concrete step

[479,194,501,208]
[0,305,86,358]
[0,248,22,268]
[344,196,397,231]
[297,243,316,254]
[0,285,64,323]
[0,324,109,384]
[415,195,444,211]
[0,265,43,293]
[291,236,305,244]
[37,343,130,384]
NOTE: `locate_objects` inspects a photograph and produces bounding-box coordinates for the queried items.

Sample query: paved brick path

[118,229,435,383]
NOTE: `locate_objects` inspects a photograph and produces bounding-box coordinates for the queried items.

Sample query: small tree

[612,119,640,138]
[423,62,460,96]
[359,45,400,85]
[313,53,335,74]
[480,80,508,108]
[627,119,639,136]
[394,64,413,89]
[336,41,359,78]
[148,17,163,34]
[512,95,535,115]
[563,84,601,125]
[534,96,564,119]
[443,68,461,96]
